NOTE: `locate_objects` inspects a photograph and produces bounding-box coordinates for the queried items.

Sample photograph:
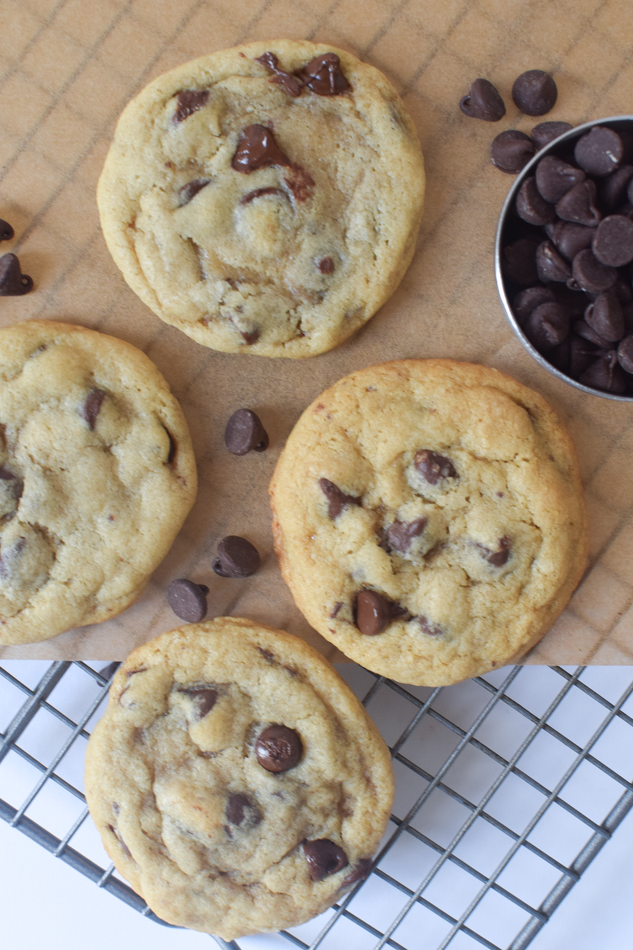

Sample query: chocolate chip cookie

[97,40,424,358]
[84,618,394,939]
[270,360,588,685]
[0,321,196,645]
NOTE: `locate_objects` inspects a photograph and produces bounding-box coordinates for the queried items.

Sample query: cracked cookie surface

[84,618,394,939]
[0,321,196,645]
[97,39,425,358]
[270,360,588,685]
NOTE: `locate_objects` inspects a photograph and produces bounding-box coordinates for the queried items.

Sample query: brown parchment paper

[1,0,633,665]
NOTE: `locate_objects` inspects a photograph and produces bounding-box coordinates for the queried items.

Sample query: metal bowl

[495,115,633,402]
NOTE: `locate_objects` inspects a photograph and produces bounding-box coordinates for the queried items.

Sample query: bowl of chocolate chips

[496,116,633,399]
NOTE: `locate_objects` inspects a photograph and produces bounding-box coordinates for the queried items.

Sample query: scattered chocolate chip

[579,350,627,393]
[303,839,348,880]
[226,792,261,826]
[536,241,572,282]
[512,286,556,323]
[354,590,395,636]
[239,187,286,205]
[512,70,557,116]
[531,121,573,150]
[0,253,33,295]
[535,156,585,203]
[618,335,633,374]
[212,536,260,577]
[179,178,210,205]
[167,578,208,622]
[319,478,361,519]
[224,408,269,455]
[256,52,303,98]
[555,179,601,227]
[491,130,535,174]
[575,127,623,177]
[297,53,350,96]
[571,248,617,293]
[386,517,428,554]
[524,302,570,351]
[584,290,624,342]
[600,166,633,212]
[417,616,443,637]
[0,219,14,242]
[487,536,511,567]
[414,449,458,485]
[516,177,556,225]
[82,388,106,430]
[341,858,372,888]
[231,125,291,174]
[173,89,209,124]
[545,220,594,261]
[459,78,506,121]
[591,215,633,267]
[180,685,218,718]
[503,238,539,285]
[255,724,302,772]
[318,256,335,274]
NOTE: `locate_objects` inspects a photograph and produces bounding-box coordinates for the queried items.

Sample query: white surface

[1,663,633,950]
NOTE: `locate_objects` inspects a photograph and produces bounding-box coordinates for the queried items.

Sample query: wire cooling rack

[1,660,633,950]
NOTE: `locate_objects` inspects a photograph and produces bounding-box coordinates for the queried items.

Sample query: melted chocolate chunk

[297,53,350,96]
[166,579,208,623]
[386,517,428,554]
[224,408,269,455]
[284,165,315,203]
[258,647,275,663]
[303,839,348,881]
[180,685,218,719]
[226,792,261,826]
[256,52,303,98]
[318,256,335,274]
[173,89,209,123]
[459,78,506,122]
[0,253,33,295]
[0,219,14,242]
[0,467,24,501]
[231,125,291,174]
[487,537,511,567]
[213,536,260,577]
[255,724,302,772]
[239,187,286,205]
[417,616,443,637]
[179,178,210,205]
[414,450,458,485]
[82,388,106,430]
[354,590,396,636]
[512,70,557,116]
[319,478,361,519]
[341,858,372,888]
[240,327,260,345]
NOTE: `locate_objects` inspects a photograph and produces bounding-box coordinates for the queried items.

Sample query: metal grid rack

[1,660,633,950]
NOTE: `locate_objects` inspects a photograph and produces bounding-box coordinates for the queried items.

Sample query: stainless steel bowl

[495,115,633,402]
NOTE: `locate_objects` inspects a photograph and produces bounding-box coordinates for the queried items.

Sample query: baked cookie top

[84,619,394,939]
[270,360,588,685]
[97,39,424,358]
[0,321,196,646]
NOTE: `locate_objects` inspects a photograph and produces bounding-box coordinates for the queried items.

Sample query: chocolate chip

[613,275,633,304]
[319,478,361,519]
[240,327,260,345]
[231,125,291,174]
[555,180,601,227]
[535,156,585,203]
[571,248,617,293]
[569,333,599,377]
[224,408,269,455]
[212,536,260,577]
[330,601,343,618]
[0,219,14,242]
[179,178,210,205]
[600,166,633,212]
[512,70,557,116]
[491,130,535,174]
[255,724,302,772]
[303,839,348,881]
[503,238,539,285]
[487,536,511,567]
[167,579,208,623]
[164,426,177,464]
[592,215,633,267]
[574,319,612,348]
[107,824,132,857]
[341,858,372,888]
[0,467,23,500]
[536,241,572,282]
[354,590,395,636]
[516,177,556,226]
[459,78,506,121]
[173,89,209,123]
[226,792,261,825]
[297,53,350,96]
[579,350,627,393]
[180,685,218,718]
[584,290,625,342]
[575,127,623,177]
[0,253,33,295]
[386,517,428,554]
[318,256,335,274]
[531,121,574,150]
[256,52,303,98]
[524,302,570,350]
[417,616,443,637]
[545,220,594,261]
[414,450,457,485]
[82,388,106,430]
[239,187,286,205]
[512,286,556,324]
[283,164,315,203]
[618,335,633,374]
